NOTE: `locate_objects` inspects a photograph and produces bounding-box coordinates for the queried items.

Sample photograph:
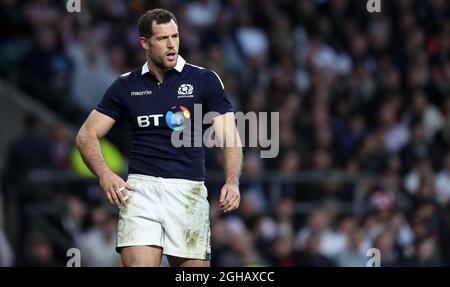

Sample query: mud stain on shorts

[184,184,205,249]
[118,217,135,243]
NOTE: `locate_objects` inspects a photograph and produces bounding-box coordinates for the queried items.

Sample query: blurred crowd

[1,0,450,266]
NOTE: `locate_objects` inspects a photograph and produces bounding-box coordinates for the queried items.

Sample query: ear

[139,37,150,50]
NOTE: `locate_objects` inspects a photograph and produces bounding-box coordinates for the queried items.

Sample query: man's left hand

[219,182,240,213]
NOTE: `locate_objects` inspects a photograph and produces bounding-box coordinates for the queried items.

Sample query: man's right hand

[76,111,130,207]
[99,171,134,208]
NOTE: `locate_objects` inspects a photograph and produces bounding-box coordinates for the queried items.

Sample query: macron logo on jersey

[131,90,152,96]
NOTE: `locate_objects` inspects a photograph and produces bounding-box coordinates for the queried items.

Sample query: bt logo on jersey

[137,114,164,127]
[136,106,191,129]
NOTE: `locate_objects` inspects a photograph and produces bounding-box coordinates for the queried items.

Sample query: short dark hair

[138,9,177,39]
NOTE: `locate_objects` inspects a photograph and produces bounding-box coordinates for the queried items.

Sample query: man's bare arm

[76,110,133,208]
[76,111,115,177]
[212,112,243,212]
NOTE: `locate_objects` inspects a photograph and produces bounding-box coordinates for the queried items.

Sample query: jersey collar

[141,55,186,76]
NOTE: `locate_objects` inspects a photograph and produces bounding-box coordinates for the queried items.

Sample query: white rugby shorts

[116,174,211,260]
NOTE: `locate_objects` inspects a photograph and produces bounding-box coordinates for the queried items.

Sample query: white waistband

[127,174,204,185]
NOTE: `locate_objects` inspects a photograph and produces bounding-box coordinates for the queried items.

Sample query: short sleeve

[203,70,234,115]
[95,78,127,120]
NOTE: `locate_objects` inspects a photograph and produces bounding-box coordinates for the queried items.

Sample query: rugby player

[76,8,243,267]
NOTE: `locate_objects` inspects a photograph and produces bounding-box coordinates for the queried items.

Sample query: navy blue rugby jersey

[95,56,233,181]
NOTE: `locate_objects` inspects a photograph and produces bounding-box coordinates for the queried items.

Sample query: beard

[149,52,177,71]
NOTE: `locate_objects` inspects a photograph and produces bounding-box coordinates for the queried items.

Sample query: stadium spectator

[336,227,368,267]
[0,228,14,267]
[75,205,121,267]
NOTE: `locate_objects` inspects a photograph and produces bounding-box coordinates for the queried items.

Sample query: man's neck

[147,60,169,83]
